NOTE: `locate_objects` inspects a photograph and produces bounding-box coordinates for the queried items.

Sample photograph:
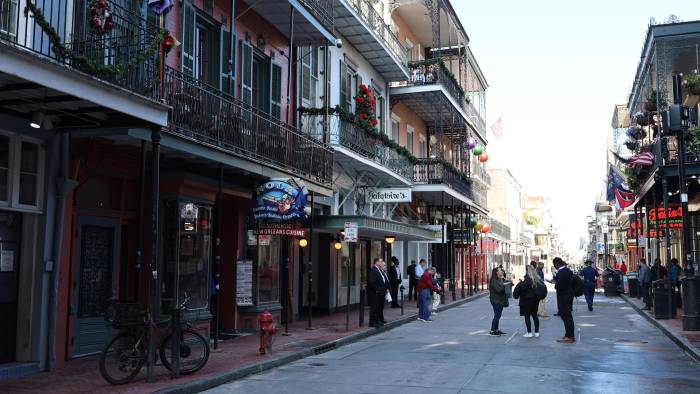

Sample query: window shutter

[339,60,347,111]
[181,1,195,76]
[220,27,235,94]
[240,40,253,106]
[270,63,282,120]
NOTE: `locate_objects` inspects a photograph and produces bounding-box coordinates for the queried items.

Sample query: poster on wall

[0,250,13,272]
[236,260,253,306]
[253,178,311,222]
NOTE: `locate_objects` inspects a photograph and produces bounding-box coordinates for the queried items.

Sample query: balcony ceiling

[412,184,488,215]
[335,1,408,82]
[334,146,412,186]
[393,2,466,49]
[244,0,336,45]
[391,86,470,138]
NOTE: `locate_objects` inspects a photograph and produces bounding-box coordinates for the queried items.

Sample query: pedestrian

[431,270,442,314]
[536,262,548,318]
[669,258,682,307]
[639,259,652,311]
[388,256,401,308]
[514,265,545,338]
[417,266,438,322]
[488,267,507,336]
[619,260,628,275]
[407,260,417,301]
[498,264,506,279]
[580,260,599,312]
[415,259,427,307]
[367,257,389,328]
[553,257,575,343]
[650,258,667,282]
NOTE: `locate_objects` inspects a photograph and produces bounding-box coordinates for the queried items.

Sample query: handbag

[385,292,393,303]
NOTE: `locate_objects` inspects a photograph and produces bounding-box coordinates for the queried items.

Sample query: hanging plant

[89,0,114,35]
[354,84,379,134]
[682,71,700,96]
[643,90,666,112]
[624,140,639,151]
[634,111,650,127]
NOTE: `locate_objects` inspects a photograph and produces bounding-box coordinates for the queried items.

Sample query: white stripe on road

[504,331,517,344]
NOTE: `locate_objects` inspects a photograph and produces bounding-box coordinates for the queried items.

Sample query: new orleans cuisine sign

[254,179,310,221]
[367,187,412,203]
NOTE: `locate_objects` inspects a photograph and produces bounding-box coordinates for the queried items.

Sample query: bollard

[400,285,405,316]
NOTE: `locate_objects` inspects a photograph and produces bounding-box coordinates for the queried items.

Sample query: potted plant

[683,71,700,106]
[624,140,639,151]
[643,90,665,112]
[634,111,650,127]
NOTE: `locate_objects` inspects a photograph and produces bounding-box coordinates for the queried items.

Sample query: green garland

[25,1,166,77]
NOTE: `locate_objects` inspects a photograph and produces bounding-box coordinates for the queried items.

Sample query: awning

[314,215,438,241]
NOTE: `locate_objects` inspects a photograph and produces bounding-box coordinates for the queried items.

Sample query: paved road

[204,292,700,394]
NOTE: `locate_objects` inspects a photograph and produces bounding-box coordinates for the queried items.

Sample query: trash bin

[653,279,677,319]
[628,277,640,298]
[603,268,621,296]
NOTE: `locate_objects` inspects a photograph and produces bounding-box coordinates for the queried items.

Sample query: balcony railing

[413,158,470,196]
[489,219,511,240]
[299,0,334,31]
[343,0,407,67]
[408,60,466,108]
[0,0,161,101]
[300,112,413,180]
[164,67,333,186]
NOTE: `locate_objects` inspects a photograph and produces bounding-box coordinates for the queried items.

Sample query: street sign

[344,222,358,242]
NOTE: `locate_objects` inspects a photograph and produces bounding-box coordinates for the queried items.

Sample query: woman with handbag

[489,267,507,336]
[513,265,546,338]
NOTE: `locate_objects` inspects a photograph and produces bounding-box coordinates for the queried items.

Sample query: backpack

[572,274,584,297]
[534,282,547,300]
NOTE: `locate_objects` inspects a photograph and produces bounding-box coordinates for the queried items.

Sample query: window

[257,237,280,303]
[301,46,318,106]
[270,63,282,119]
[0,135,10,202]
[373,88,384,134]
[339,61,355,112]
[0,0,18,37]
[220,28,235,94]
[0,133,44,211]
[419,135,427,158]
[406,125,414,154]
[390,114,399,143]
[19,141,38,206]
[240,40,253,105]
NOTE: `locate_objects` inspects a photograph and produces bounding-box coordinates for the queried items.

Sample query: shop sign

[253,179,310,222]
[344,222,358,242]
[254,223,308,237]
[180,202,199,232]
[367,187,412,203]
[648,206,682,229]
[236,260,253,306]
[247,230,271,246]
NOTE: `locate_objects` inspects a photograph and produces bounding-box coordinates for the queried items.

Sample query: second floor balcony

[164,67,333,187]
[300,111,413,183]
[413,158,487,210]
[242,0,335,45]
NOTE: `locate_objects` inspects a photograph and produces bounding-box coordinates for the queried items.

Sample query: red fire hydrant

[259,309,275,355]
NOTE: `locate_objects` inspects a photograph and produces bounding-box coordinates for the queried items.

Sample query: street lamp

[334,240,343,250]
[384,236,396,245]
[299,238,308,248]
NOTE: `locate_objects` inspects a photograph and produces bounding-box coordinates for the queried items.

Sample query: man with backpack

[553,257,577,343]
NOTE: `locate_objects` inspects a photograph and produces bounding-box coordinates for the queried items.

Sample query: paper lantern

[473,145,484,156]
[474,223,484,232]
[467,137,476,150]
[481,225,491,234]
[468,216,478,227]
[479,152,489,163]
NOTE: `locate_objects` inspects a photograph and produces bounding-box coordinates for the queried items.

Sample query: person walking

[536,262,548,317]
[407,260,417,301]
[639,259,652,311]
[580,260,599,312]
[650,258,667,282]
[514,265,545,338]
[388,256,401,308]
[619,260,628,275]
[415,259,427,308]
[489,267,507,336]
[553,257,575,343]
[417,267,438,322]
[367,258,389,328]
[669,258,682,307]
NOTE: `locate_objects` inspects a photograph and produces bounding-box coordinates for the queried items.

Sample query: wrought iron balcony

[299,0,334,31]
[407,60,465,109]
[164,67,333,186]
[301,112,413,180]
[0,0,161,101]
[488,219,511,240]
[413,158,470,196]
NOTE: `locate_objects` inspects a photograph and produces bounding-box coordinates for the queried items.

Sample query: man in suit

[553,257,575,343]
[580,260,599,312]
[407,260,417,301]
[388,256,402,308]
[367,257,389,328]
[639,259,652,310]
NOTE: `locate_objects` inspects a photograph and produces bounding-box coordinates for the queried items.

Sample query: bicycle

[98,294,210,385]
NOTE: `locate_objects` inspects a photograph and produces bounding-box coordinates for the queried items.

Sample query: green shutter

[339,60,347,112]
[270,63,282,120]
[240,40,253,106]
[181,1,195,76]
[220,28,235,94]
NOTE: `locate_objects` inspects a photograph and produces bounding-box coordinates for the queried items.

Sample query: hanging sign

[648,206,682,229]
[254,178,310,222]
[254,223,308,237]
[236,260,253,306]
[344,222,358,242]
[367,187,412,203]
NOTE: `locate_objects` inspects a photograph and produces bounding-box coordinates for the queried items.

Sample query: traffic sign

[344,222,358,242]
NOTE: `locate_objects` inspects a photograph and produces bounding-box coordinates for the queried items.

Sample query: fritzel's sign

[367,188,412,203]
[254,179,310,222]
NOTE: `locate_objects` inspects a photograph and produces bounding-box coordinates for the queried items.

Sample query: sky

[452,0,700,255]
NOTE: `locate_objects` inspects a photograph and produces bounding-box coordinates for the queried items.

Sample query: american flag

[628,152,654,167]
[490,114,505,141]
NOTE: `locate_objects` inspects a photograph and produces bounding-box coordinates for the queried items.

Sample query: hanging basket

[643,101,657,112]
[636,115,650,127]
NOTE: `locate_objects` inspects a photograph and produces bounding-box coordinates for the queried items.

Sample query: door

[0,211,21,363]
[252,52,270,113]
[337,243,360,307]
[73,217,118,357]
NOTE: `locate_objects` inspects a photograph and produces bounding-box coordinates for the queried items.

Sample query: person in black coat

[553,257,575,343]
[388,256,402,308]
[407,260,417,301]
[513,265,544,338]
[367,257,389,328]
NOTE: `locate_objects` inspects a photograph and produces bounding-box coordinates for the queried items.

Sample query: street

[204,293,700,394]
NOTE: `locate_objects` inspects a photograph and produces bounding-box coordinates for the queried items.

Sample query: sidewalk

[0,292,486,394]
[621,293,700,363]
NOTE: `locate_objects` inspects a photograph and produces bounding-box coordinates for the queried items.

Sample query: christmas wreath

[89,0,114,35]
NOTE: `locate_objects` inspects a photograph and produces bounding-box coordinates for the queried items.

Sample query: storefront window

[256,237,280,304]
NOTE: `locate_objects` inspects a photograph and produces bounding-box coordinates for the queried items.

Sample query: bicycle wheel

[159,328,210,375]
[99,332,145,385]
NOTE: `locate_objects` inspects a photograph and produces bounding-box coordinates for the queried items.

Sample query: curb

[621,294,700,364]
[155,292,488,394]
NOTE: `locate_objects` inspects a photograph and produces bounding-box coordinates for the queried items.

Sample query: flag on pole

[628,152,654,167]
[614,188,636,209]
[490,114,505,141]
[606,164,626,201]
